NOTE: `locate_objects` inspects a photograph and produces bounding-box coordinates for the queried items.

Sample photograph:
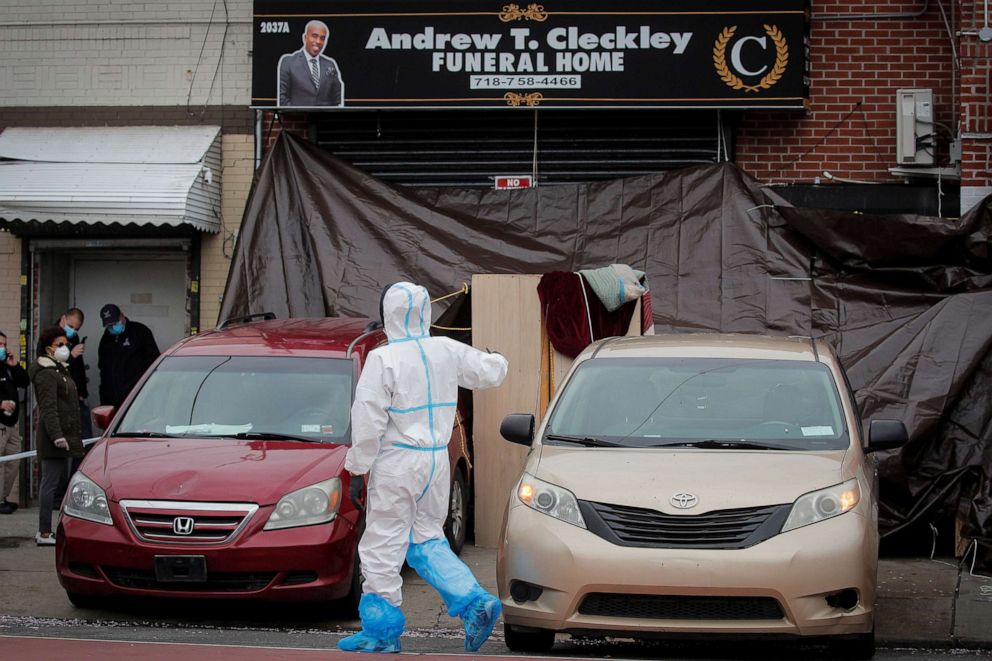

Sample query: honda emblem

[670,493,699,510]
[172,516,195,535]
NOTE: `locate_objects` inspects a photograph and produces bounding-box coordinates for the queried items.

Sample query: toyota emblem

[670,493,698,510]
[172,516,195,535]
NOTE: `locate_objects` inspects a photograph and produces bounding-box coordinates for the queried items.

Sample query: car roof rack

[217,312,276,329]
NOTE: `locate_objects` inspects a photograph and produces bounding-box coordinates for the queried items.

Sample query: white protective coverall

[345,282,508,606]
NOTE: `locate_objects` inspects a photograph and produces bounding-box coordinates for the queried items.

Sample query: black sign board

[252,1,810,110]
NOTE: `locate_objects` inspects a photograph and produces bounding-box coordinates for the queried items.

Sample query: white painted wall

[0,0,252,107]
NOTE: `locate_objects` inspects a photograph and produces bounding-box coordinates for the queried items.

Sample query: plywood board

[471,274,544,547]
[471,276,644,546]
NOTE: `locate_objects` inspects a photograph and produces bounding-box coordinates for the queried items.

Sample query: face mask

[63,325,77,339]
[54,346,71,363]
[0,347,6,361]
[109,321,125,336]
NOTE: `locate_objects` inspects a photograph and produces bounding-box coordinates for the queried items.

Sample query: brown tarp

[221,132,992,557]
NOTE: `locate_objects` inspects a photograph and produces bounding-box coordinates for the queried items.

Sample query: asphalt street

[3,506,992,659]
[1,624,991,660]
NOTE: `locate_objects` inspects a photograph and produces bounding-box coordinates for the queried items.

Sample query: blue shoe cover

[406,538,488,617]
[337,631,401,654]
[462,592,502,652]
[337,593,404,653]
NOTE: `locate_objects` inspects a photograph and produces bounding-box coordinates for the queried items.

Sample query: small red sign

[494,175,534,190]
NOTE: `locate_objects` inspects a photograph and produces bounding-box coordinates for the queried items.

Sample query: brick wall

[260,111,311,152]
[0,106,254,135]
[0,0,252,107]
[0,232,22,499]
[958,1,992,209]
[200,134,255,329]
[737,1,958,184]
[0,233,21,357]
[262,2,988,211]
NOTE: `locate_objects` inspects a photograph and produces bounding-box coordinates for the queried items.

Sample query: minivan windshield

[545,358,848,450]
[114,356,353,444]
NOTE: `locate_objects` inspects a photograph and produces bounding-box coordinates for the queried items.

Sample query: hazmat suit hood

[381,282,431,342]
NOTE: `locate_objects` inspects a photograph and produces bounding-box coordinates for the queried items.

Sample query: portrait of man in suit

[277,20,344,107]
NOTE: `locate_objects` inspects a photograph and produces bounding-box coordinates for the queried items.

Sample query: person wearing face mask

[56,308,91,439]
[28,327,84,545]
[0,330,29,515]
[96,304,160,410]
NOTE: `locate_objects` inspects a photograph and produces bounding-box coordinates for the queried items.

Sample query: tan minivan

[497,334,907,659]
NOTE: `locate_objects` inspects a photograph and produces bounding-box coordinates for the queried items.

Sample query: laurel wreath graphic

[504,91,544,107]
[499,3,548,22]
[713,24,788,93]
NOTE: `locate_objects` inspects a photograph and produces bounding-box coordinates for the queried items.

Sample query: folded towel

[579,264,646,312]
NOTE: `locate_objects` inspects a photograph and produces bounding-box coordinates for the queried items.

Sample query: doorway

[32,244,190,410]
[71,256,187,409]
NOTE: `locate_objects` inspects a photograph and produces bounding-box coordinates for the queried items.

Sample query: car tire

[503,623,555,653]
[829,627,875,660]
[65,590,103,609]
[333,521,364,618]
[444,466,468,555]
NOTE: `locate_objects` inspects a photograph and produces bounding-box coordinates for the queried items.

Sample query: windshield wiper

[112,431,181,438]
[232,431,322,443]
[544,434,625,448]
[651,439,796,450]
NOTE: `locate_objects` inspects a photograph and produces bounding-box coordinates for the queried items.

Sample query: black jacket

[0,360,29,427]
[277,50,344,107]
[97,320,160,408]
[67,333,88,399]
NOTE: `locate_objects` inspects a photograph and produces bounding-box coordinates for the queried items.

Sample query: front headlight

[63,471,112,526]
[782,479,861,533]
[516,473,586,529]
[264,477,342,531]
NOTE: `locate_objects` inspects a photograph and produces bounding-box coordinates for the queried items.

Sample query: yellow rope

[431,281,469,304]
[430,282,471,331]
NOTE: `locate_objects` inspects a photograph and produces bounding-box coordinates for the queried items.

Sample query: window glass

[116,356,353,443]
[546,357,848,450]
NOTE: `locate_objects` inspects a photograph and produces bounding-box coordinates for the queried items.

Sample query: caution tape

[0,437,101,463]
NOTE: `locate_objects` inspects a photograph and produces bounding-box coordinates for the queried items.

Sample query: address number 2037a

[260,21,290,34]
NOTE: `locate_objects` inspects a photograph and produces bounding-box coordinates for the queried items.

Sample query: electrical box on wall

[895,89,935,166]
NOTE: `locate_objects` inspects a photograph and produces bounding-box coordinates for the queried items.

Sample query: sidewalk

[1,506,990,649]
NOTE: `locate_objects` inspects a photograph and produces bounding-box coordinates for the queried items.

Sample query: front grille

[102,566,276,592]
[579,593,784,621]
[582,501,789,549]
[120,500,258,545]
[282,571,319,586]
[68,562,98,578]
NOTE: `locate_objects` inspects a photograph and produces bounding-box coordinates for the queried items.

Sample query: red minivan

[55,316,473,609]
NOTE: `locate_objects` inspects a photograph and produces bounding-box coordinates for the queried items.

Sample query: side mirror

[866,419,908,453]
[91,405,117,432]
[500,414,535,446]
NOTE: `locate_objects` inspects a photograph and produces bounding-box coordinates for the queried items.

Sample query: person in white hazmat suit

[338,282,509,654]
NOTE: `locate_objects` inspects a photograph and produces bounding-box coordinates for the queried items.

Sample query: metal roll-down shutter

[311,109,729,187]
